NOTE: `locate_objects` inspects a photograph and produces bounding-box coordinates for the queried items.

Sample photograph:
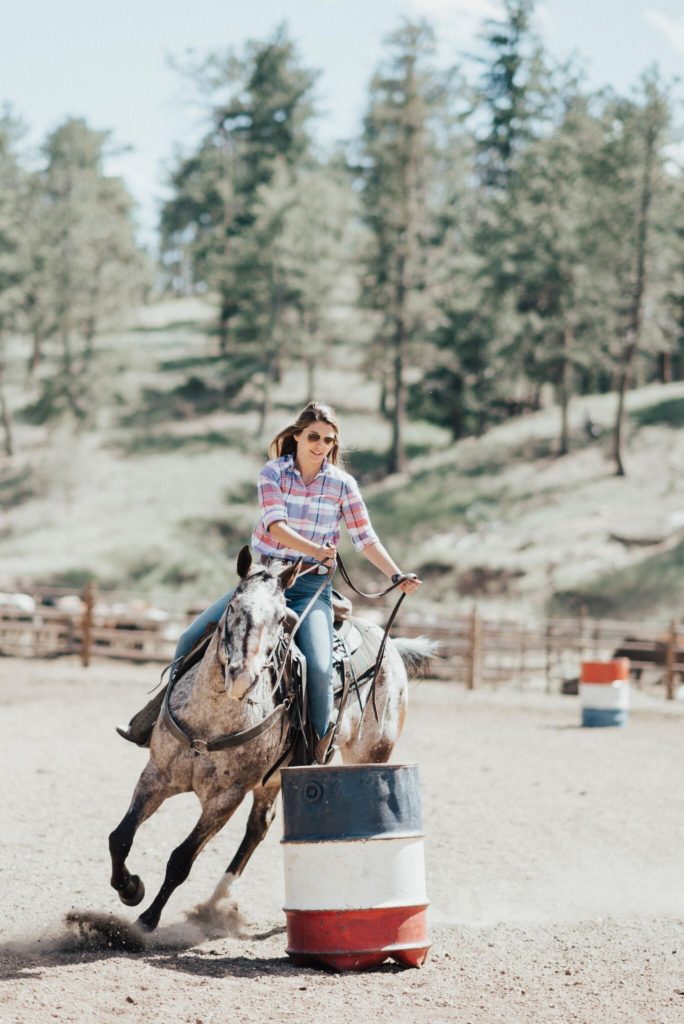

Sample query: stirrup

[313,726,337,766]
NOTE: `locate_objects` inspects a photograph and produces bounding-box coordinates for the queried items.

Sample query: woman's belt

[258,554,329,575]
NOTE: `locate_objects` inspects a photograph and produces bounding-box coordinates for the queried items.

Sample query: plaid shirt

[252,455,379,562]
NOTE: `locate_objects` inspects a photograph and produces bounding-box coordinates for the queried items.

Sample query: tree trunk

[0,392,13,456]
[612,339,637,477]
[612,120,655,477]
[658,351,672,384]
[0,356,13,457]
[388,324,407,474]
[217,299,232,357]
[61,329,85,422]
[379,375,389,419]
[28,331,43,378]
[557,326,573,456]
[259,275,284,437]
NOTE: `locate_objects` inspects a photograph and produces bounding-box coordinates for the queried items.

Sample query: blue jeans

[174,571,334,740]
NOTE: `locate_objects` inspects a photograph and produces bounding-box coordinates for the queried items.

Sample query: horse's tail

[392,636,439,679]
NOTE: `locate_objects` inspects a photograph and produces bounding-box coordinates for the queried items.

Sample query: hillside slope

[364,383,684,620]
[1,299,683,622]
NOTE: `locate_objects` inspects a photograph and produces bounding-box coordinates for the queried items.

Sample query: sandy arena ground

[1,656,683,1024]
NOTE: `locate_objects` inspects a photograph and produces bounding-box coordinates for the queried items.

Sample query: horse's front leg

[136,789,243,932]
[109,761,173,907]
[197,780,281,917]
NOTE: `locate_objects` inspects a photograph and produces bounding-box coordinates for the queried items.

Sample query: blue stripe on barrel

[581,708,628,727]
[281,764,423,842]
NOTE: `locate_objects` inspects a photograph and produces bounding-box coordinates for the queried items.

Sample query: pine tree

[161,27,317,359]
[30,118,148,423]
[493,83,609,454]
[414,1,547,441]
[475,0,542,190]
[277,158,362,401]
[359,21,451,473]
[585,74,677,475]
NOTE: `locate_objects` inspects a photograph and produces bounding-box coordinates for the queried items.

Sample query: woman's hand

[318,543,337,567]
[391,571,422,595]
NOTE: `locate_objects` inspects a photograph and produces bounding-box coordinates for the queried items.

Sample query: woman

[118,401,421,753]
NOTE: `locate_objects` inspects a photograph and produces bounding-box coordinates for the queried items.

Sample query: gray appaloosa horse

[108,547,435,932]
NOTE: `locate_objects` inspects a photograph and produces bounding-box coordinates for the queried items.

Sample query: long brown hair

[269,402,343,467]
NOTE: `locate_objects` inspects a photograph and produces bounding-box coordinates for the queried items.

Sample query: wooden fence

[0,584,682,699]
[0,583,187,666]
[376,604,683,700]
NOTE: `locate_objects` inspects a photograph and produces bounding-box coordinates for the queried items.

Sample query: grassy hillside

[364,389,684,620]
[1,298,683,623]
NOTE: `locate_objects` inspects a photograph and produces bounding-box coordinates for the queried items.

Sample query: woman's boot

[116,686,167,747]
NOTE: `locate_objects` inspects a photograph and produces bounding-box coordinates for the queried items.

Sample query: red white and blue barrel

[280,763,429,971]
[580,659,630,727]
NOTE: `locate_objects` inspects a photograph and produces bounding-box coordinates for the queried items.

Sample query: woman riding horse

[119,401,421,761]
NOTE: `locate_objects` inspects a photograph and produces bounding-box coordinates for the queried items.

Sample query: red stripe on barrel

[286,904,430,971]
[580,659,630,683]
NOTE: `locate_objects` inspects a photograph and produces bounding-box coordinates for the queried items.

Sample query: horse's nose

[227,659,244,679]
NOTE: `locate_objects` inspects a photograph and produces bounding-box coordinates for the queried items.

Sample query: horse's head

[219,546,301,700]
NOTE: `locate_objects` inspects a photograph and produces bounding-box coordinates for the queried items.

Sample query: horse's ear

[237,545,252,579]
[278,558,302,590]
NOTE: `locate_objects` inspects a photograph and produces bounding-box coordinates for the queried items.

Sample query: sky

[4,0,683,247]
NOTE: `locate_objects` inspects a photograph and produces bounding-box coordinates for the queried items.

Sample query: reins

[331,553,409,723]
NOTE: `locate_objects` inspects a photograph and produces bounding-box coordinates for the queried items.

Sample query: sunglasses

[306,431,337,446]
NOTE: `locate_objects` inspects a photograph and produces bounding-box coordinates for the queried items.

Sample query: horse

[108,546,435,933]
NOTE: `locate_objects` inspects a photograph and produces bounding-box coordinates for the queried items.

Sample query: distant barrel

[580,659,630,727]
[281,764,430,971]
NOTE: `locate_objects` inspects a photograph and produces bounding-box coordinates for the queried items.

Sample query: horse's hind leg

[109,762,172,906]
[136,790,242,932]
[200,781,281,915]
[340,656,408,766]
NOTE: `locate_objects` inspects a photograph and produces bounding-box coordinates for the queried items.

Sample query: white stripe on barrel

[283,835,427,911]
[281,763,430,971]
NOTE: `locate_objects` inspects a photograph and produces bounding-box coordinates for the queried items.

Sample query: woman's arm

[339,475,421,595]
[361,540,422,595]
[268,521,336,565]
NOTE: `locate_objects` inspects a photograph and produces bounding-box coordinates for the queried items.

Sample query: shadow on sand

[1,907,408,980]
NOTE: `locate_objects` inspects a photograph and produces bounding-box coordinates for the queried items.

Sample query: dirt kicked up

[1,656,683,1024]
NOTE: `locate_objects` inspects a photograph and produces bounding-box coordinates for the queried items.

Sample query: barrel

[580,659,630,727]
[280,763,429,971]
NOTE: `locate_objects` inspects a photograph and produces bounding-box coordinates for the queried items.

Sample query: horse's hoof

[119,874,145,907]
[136,910,157,933]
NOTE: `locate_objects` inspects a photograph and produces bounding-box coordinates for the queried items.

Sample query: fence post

[664,619,678,701]
[81,582,96,668]
[578,604,588,664]
[517,622,527,690]
[467,606,481,690]
[545,618,554,694]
